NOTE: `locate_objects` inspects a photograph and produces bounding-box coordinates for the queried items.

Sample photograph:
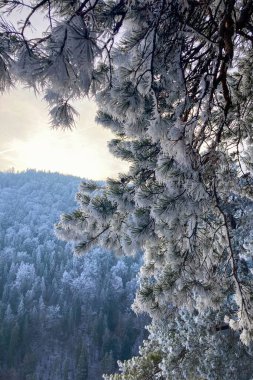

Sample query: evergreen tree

[76,344,88,380]
[63,359,70,380]
[102,351,115,376]
[2,1,253,377]
[8,323,20,365]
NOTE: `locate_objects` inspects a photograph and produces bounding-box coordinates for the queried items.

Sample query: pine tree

[102,351,115,376]
[103,340,164,380]
[76,344,88,380]
[2,0,253,377]
[8,323,20,367]
[63,359,70,380]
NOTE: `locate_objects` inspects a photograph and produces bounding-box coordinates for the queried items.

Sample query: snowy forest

[0,170,147,380]
[2,0,253,379]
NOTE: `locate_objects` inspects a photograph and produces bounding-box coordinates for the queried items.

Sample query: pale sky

[0,88,128,180]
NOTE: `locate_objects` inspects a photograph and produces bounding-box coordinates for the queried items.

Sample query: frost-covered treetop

[2,0,253,361]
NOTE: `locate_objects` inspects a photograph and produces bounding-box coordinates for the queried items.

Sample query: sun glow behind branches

[0,88,128,179]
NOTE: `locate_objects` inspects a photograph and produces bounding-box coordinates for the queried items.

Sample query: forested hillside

[0,170,147,380]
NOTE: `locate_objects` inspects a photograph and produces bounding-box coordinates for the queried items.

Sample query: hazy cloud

[0,88,128,179]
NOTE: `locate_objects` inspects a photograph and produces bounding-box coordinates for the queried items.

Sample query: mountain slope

[0,170,147,380]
